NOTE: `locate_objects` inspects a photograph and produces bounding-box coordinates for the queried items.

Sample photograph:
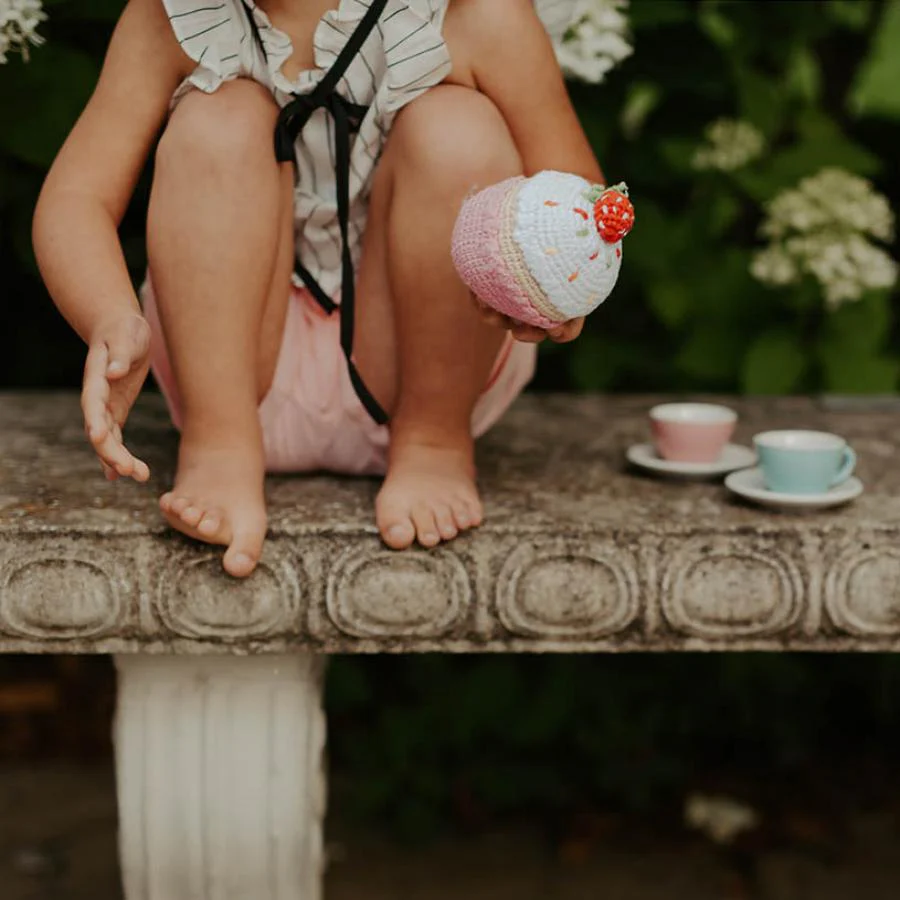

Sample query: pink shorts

[141,282,536,476]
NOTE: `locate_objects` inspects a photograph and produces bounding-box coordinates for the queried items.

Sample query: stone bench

[1,392,898,899]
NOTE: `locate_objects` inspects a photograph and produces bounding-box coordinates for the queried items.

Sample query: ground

[2,766,899,899]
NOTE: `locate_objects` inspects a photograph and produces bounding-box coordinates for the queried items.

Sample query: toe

[376,496,416,550]
[223,519,267,578]
[170,495,191,516]
[180,504,204,528]
[197,508,223,538]
[452,501,471,530]
[433,505,458,541]
[159,492,174,513]
[465,497,484,527]
[411,503,440,548]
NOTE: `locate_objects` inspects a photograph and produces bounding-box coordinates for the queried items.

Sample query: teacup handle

[831,447,857,487]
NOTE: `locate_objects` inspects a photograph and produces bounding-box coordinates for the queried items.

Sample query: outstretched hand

[81,312,152,482]
[471,293,585,344]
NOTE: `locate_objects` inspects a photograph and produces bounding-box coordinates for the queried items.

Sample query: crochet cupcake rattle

[451,171,634,328]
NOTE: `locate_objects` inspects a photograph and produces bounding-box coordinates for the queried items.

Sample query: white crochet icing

[512,170,622,320]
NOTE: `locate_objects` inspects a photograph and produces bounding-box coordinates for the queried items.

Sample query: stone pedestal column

[114,655,326,900]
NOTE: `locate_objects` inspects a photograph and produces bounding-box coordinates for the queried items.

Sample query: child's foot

[376,433,483,549]
[159,427,267,578]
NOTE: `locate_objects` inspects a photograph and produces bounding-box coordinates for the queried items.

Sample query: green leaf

[820,292,892,354]
[629,0,693,29]
[828,0,875,30]
[735,110,881,201]
[785,46,822,105]
[569,333,619,389]
[820,352,900,393]
[734,69,786,137]
[621,82,662,140]
[647,279,692,329]
[850,0,900,118]
[622,199,691,275]
[816,292,899,392]
[658,136,700,174]
[741,329,807,394]
[699,1,739,49]
[0,45,100,168]
[676,322,747,383]
[707,192,742,237]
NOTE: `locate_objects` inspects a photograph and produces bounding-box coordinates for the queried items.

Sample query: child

[33,0,602,577]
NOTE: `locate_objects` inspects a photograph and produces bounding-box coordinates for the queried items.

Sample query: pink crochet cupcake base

[450,176,564,330]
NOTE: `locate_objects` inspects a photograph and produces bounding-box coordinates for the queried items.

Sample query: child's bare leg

[147,80,293,577]
[353,86,522,549]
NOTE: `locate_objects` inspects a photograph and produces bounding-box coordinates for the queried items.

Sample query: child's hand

[471,294,585,344]
[81,312,152,483]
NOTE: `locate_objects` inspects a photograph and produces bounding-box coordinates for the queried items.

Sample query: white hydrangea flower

[685,794,760,845]
[693,119,765,172]
[752,168,898,309]
[0,0,46,64]
[750,245,799,286]
[538,0,633,84]
[762,168,894,242]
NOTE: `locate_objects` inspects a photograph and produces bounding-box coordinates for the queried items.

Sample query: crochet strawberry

[593,184,634,244]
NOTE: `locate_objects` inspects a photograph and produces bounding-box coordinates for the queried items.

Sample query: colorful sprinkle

[544,247,559,255]
[589,250,600,261]
[616,248,621,258]
[573,207,589,220]
[544,200,559,207]
[568,271,579,282]
[576,228,590,238]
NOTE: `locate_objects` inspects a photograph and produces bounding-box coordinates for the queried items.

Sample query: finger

[111,422,150,483]
[471,295,508,329]
[480,307,509,329]
[131,458,151,483]
[510,322,548,343]
[548,317,585,343]
[81,344,112,438]
[88,414,142,479]
[105,332,133,379]
[106,315,150,379]
[90,425,135,476]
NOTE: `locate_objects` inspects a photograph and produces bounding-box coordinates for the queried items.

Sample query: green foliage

[850,0,900,118]
[327,653,900,836]
[560,0,899,395]
[2,1,900,835]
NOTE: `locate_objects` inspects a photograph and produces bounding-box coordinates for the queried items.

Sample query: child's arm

[449,0,604,343]
[33,0,192,480]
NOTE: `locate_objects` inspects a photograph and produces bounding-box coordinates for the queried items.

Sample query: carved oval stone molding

[497,539,639,639]
[326,546,470,638]
[0,555,123,639]
[826,547,900,636]
[661,539,803,638]
[157,555,300,640]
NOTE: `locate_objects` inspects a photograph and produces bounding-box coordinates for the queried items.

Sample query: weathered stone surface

[1,392,899,653]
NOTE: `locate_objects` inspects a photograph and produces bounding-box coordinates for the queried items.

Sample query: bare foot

[159,425,267,577]
[376,433,483,549]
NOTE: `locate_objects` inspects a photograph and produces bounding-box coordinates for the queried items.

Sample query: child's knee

[156,79,278,173]
[391,85,522,187]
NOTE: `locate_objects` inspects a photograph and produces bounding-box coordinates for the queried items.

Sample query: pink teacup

[649,403,737,463]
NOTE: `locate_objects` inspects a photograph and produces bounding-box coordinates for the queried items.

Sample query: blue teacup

[753,430,856,495]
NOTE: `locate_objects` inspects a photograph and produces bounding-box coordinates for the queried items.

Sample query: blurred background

[2,0,900,897]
